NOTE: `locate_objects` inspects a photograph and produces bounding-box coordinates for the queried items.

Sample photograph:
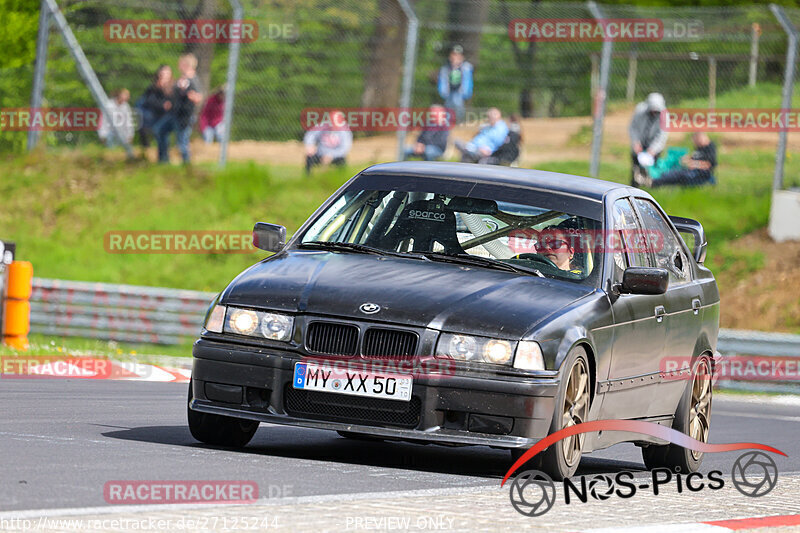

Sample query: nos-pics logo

[509,451,779,517]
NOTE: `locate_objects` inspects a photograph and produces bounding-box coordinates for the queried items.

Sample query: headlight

[260,312,293,341]
[204,304,226,333]
[484,339,513,365]
[436,333,516,366]
[223,306,294,341]
[514,340,545,371]
[229,308,258,335]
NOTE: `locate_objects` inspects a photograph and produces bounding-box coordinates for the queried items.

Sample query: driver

[534,221,583,273]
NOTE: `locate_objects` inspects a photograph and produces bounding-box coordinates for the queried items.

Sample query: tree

[361,0,412,109]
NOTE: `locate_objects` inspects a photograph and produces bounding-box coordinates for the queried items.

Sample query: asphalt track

[0,379,798,516]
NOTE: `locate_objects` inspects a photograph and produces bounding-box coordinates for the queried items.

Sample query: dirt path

[183,107,794,168]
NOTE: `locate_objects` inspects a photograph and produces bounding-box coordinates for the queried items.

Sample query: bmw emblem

[359,302,381,314]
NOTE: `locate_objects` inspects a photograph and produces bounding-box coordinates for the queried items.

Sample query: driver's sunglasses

[534,239,569,251]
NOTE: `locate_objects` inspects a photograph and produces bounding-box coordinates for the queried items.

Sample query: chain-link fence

[5,0,800,185]
[11,0,236,154]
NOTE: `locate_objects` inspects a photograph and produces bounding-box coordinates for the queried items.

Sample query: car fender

[554,326,597,402]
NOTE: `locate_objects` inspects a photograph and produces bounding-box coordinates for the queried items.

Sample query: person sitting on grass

[481,113,521,166]
[455,107,508,163]
[98,88,134,148]
[403,104,450,161]
[650,132,717,188]
[303,110,353,175]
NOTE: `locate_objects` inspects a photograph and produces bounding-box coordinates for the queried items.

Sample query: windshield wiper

[299,241,427,260]
[419,252,545,278]
[299,241,389,255]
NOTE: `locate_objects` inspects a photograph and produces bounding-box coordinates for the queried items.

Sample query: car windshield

[299,187,603,284]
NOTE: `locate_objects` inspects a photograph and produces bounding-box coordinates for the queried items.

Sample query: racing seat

[372,199,465,255]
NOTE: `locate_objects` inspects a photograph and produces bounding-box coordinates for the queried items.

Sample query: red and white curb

[582,513,800,532]
[5,358,190,383]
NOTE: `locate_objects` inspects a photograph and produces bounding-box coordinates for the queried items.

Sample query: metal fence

[11,0,799,181]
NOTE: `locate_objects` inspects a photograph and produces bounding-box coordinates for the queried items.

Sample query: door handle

[692,298,701,315]
[655,305,666,323]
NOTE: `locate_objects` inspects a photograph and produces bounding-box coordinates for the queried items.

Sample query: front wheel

[512,347,591,480]
[642,355,712,473]
[187,380,258,448]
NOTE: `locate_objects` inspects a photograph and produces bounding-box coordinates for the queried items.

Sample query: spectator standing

[303,110,352,175]
[200,85,225,144]
[629,92,668,186]
[135,65,173,148]
[154,53,203,164]
[403,104,450,161]
[98,88,134,147]
[651,132,717,188]
[438,45,473,123]
[455,107,508,163]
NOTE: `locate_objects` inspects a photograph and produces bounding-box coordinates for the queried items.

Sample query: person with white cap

[629,92,668,186]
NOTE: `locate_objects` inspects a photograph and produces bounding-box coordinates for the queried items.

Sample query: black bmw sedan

[188,162,719,479]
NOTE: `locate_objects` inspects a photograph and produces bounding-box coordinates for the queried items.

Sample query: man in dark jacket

[403,104,450,161]
[135,64,172,148]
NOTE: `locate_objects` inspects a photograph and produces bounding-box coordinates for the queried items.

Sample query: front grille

[306,322,359,356]
[284,385,421,428]
[363,328,418,359]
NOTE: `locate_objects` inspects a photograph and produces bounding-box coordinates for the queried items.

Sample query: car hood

[222,250,594,339]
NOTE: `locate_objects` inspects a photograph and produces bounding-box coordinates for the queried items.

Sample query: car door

[632,198,702,416]
[598,197,666,420]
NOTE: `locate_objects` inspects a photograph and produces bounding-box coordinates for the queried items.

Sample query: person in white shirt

[98,88,135,147]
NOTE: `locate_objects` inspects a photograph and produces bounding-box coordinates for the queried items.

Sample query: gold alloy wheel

[689,359,712,461]
[561,358,590,467]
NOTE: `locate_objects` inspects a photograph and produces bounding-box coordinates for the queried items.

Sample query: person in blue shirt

[455,107,509,163]
[438,45,473,123]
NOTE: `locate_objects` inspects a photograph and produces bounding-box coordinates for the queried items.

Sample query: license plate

[293,362,412,402]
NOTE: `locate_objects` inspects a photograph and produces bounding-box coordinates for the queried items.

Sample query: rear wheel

[642,356,712,473]
[187,380,258,448]
[512,347,591,480]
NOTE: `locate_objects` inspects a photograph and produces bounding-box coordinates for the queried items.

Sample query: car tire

[641,355,712,473]
[187,381,258,448]
[511,346,591,481]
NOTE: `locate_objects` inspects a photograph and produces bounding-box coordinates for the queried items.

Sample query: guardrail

[27,278,800,392]
[30,278,214,345]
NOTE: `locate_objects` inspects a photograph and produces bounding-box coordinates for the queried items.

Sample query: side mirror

[669,215,707,264]
[620,267,669,295]
[252,222,286,253]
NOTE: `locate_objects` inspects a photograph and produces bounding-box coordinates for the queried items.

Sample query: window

[633,199,691,284]
[299,188,605,284]
[611,198,651,281]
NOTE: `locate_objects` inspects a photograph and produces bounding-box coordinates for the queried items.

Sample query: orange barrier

[3,261,32,350]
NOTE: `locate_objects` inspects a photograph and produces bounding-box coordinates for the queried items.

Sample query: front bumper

[190,338,559,449]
